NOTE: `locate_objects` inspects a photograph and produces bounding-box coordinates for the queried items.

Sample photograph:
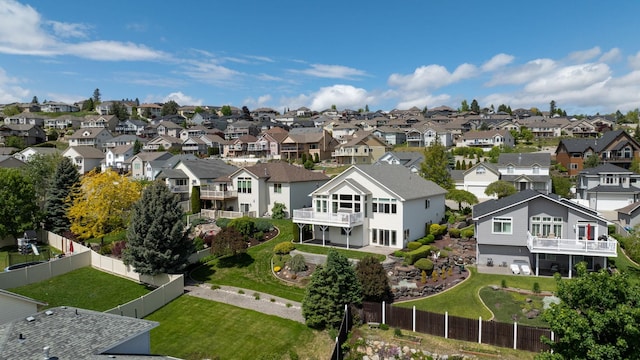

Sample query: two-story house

[497,153,552,193]
[0,124,46,146]
[555,130,640,176]
[80,115,119,132]
[115,119,147,136]
[575,163,640,212]
[332,131,392,165]
[292,164,447,249]
[473,190,616,278]
[62,146,106,174]
[67,128,113,149]
[456,130,514,151]
[158,158,238,204]
[374,151,423,173]
[281,128,338,161]
[454,162,501,200]
[128,151,173,180]
[101,144,134,173]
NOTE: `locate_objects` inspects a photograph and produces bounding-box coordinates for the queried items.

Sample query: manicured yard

[396,268,557,319]
[9,266,152,311]
[479,287,549,327]
[146,295,331,360]
[190,219,307,302]
[294,243,387,261]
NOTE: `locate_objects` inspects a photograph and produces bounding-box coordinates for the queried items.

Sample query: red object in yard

[69,241,74,253]
[587,224,592,240]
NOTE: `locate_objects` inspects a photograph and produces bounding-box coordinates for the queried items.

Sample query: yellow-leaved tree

[68,169,143,240]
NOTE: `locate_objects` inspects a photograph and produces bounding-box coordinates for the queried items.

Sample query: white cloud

[568,46,601,63]
[600,48,621,63]
[162,92,202,106]
[486,58,557,86]
[0,67,29,103]
[43,92,85,104]
[0,0,165,60]
[301,85,373,111]
[481,53,514,72]
[243,94,273,109]
[181,59,242,85]
[388,63,478,92]
[628,51,640,70]
[396,93,452,111]
[291,64,367,79]
[524,63,611,94]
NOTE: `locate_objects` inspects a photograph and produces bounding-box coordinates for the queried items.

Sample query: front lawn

[294,243,387,261]
[396,267,557,319]
[146,295,331,360]
[9,266,152,311]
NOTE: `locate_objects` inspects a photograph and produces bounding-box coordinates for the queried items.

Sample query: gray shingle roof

[587,185,640,193]
[179,159,238,179]
[242,162,329,183]
[579,163,631,175]
[498,153,550,167]
[354,164,447,200]
[0,306,158,359]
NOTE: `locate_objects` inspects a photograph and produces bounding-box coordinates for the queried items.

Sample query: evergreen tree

[190,186,201,214]
[133,139,142,155]
[420,138,453,189]
[302,250,362,329]
[122,181,194,275]
[44,157,80,234]
[470,99,480,113]
[92,88,101,104]
[355,256,392,302]
[161,100,180,116]
[82,98,94,111]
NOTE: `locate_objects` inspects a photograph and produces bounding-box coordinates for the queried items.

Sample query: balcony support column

[344,227,352,249]
[536,253,539,277]
[297,223,305,244]
[568,255,572,279]
[320,225,328,246]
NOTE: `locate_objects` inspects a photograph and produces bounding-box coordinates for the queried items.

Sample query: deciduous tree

[302,250,362,329]
[0,168,38,239]
[420,139,453,190]
[584,153,600,168]
[44,157,80,234]
[122,181,194,275]
[446,189,479,211]
[485,180,516,199]
[355,256,392,302]
[161,100,179,116]
[210,226,247,257]
[22,152,62,215]
[67,170,142,240]
[538,263,640,360]
[220,105,232,116]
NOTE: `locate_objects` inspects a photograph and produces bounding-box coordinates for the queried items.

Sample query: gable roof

[473,189,604,221]
[578,163,632,175]
[498,153,550,167]
[0,289,47,306]
[177,159,237,179]
[64,146,105,159]
[240,162,329,183]
[347,164,446,201]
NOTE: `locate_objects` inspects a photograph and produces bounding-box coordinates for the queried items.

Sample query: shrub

[501,279,507,288]
[229,217,255,237]
[406,245,432,265]
[288,254,307,273]
[533,282,541,294]
[429,223,441,236]
[274,242,295,255]
[449,228,461,238]
[379,324,389,330]
[193,236,205,251]
[414,258,434,272]
[461,228,474,239]
[238,289,245,294]
[393,250,406,258]
[216,218,231,228]
[303,159,314,170]
[438,250,449,258]
[254,292,260,300]
[273,266,281,272]
[99,243,112,255]
[254,218,272,232]
[419,234,435,245]
[271,202,288,220]
[407,241,422,251]
[394,328,403,337]
[608,224,616,235]
[190,217,208,227]
[111,241,126,257]
[254,231,264,241]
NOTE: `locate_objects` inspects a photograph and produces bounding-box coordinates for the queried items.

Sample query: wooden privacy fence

[362,302,552,353]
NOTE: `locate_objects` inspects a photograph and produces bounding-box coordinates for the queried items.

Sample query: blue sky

[1,0,640,115]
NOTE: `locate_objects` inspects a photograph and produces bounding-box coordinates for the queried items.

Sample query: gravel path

[184,283,305,323]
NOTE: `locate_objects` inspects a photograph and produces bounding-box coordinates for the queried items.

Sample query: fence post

[478,316,482,344]
[551,331,554,353]
[382,301,386,325]
[445,311,448,339]
[412,306,416,332]
[513,322,517,349]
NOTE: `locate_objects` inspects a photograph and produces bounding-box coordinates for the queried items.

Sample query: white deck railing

[293,208,364,226]
[526,232,617,256]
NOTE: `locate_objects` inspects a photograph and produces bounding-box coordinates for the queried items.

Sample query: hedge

[407,241,422,251]
[406,245,432,265]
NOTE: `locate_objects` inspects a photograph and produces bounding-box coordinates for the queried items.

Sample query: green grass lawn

[9,266,152,311]
[0,245,59,270]
[294,243,387,261]
[190,219,307,302]
[396,267,557,319]
[146,295,328,360]
[479,287,549,327]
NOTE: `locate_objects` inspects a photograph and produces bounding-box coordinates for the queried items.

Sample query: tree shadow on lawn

[216,252,255,268]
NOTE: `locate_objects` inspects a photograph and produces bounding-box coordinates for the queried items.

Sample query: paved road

[184,282,305,323]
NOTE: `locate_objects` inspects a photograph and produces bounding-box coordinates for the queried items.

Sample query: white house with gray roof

[497,153,551,193]
[292,164,447,249]
[575,163,640,211]
[473,190,616,278]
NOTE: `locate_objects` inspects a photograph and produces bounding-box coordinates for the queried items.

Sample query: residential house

[281,128,338,161]
[406,123,453,148]
[473,190,616,278]
[292,164,447,249]
[455,162,500,200]
[223,135,257,158]
[555,130,640,176]
[156,121,183,138]
[616,201,640,229]
[179,125,208,141]
[497,153,552,193]
[575,163,640,212]
[0,306,165,359]
[142,135,182,152]
[67,128,113,149]
[0,289,46,324]
[224,120,260,140]
[213,162,330,217]
[138,103,163,119]
[158,158,238,204]
[371,126,406,146]
[0,124,46,146]
[104,134,144,150]
[43,114,82,130]
[332,131,392,165]
[115,119,147,135]
[102,144,134,173]
[0,155,25,169]
[200,133,227,156]
[562,119,598,138]
[374,151,423,173]
[4,112,45,127]
[13,147,61,162]
[128,151,173,180]
[80,114,119,132]
[456,130,514,151]
[329,122,360,142]
[62,146,106,174]
[255,126,289,159]
[39,101,79,113]
[181,136,208,156]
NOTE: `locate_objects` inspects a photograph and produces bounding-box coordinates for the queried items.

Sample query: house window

[237,177,252,193]
[274,183,282,193]
[531,216,562,237]
[624,147,632,159]
[315,195,328,213]
[240,203,250,213]
[175,179,187,186]
[373,229,397,246]
[532,165,540,174]
[507,165,514,174]
[492,217,512,234]
[476,166,485,174]
[372,229,377,244]
[425,199,430,209]
[373,198,397,214]
[404,229,410,240]
[570,163,578,170]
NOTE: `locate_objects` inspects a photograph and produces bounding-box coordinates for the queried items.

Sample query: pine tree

[44,157,80,234]
[355,256,392,302]
[302,250,362,329]
[122,181,194,275]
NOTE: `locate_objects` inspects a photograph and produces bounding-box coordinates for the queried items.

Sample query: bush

[303,159,314,170]
[274,241,295,255]
[438,250,449,258]
[216,218,231,228]
[407,241,422,251]
[501,279,507,288]
[288,254,307,273]
[394,328,403,337]
[533,282,541,294]
[419,234,435,245]
[379,323,389,330]
[190,217,208,227]
[254,218,272,232]
[449,228,461,238]
[99,243,112,255]
[461,228,474,239]
[393,250,406,258]
[111,241,126,257]
[229,217,255,237]
[414,258,434,272]
[254,231,264,241]
[193,236,205,251]
[406,245,432,265]
[271,202,288,220]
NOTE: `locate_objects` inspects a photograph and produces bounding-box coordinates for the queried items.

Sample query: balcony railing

[170,185,189,193]
[526,232,617,256]
[292,208,364,227]
[200,190,238,199]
